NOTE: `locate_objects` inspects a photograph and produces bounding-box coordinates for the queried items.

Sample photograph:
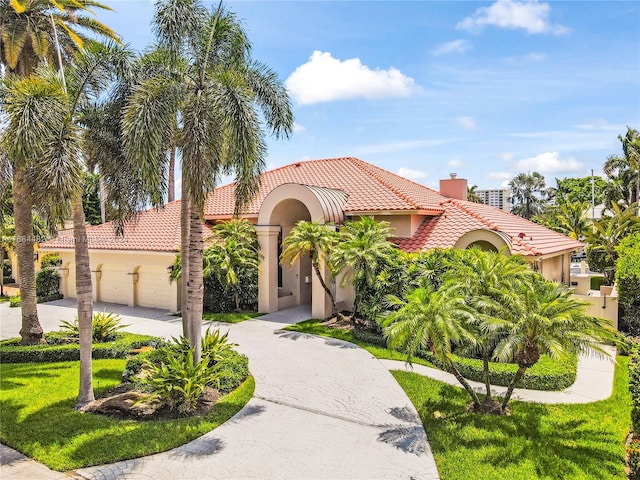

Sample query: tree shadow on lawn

[420,382,622,480]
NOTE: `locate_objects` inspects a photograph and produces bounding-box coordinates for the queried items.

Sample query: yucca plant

[59,311,128,343]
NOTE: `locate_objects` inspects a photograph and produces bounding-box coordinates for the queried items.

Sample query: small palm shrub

[9,294,20,307]
[59,311,128,343]
[142,348,223,414]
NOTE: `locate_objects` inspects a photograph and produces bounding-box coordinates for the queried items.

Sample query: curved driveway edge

[381,345,617,404]
[1,301,439,480]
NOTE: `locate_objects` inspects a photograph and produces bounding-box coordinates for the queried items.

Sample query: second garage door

[136,266,173,310]
[99,264,129,305]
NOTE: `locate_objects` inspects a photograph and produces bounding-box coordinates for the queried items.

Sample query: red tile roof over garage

[41,157,582,256]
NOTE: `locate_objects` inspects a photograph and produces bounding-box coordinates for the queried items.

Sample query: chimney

[439,173,468,201]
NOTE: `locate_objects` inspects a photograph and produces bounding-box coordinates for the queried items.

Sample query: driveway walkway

[1,301,439,480]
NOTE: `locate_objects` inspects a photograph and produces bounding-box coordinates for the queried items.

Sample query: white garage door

[99,264,129,305]
[136,266,173,310]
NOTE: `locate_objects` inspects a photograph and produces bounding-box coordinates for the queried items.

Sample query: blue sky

[98,1,640,193]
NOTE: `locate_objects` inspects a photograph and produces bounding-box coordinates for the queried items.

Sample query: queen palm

[494,278,612,413]
[0,0,119,344]
[122,0,292,361]
[331,217,396,320]
[555,201,590,240]
[1,43,133,407]
[381,284,481,409]
[509,171,547,219]
[281,220,340,320]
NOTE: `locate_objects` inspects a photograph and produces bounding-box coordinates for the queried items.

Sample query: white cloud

[516,152,582,173]
[448,159,462,168]
[501,152,515,162]
[285,51,419,105]
[398,167,428,180]
[432,39,471,56]
[457,0,569,35]
[488,171,512,180]
[456,116,477,129]
[293,122,305,133]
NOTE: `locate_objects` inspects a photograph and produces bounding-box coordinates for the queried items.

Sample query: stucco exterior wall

[573,292,618,330]
[48,249,179,312]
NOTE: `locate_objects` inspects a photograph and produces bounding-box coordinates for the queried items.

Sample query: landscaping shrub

[630,347,640,478]
[203,269,257,313]
[39,253,62,268]
[59,311,129,342]
[589,275,607,291]
[351,327,387,347]
[0,332,161,363]
[9,294,20,307]
[2,258,11,278]
[617,233,640,335]
[36,268,60,300]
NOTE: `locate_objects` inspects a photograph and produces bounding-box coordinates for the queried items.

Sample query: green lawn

[0,359,254,471]
[284,319,436,367]
[393,356,631,480]
[202,311,263,323]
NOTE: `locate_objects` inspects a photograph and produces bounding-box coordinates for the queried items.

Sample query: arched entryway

[256,184,347,319]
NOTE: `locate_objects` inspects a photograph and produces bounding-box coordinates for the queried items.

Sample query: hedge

[629,347,640,478]
[617,233,640,335]
[0,332,161,363]
[352,327,577,391]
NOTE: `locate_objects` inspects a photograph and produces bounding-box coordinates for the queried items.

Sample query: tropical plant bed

[285,319,577,391]
[0,359,255,471]
[392,355,631,480]
[0,332,161,363]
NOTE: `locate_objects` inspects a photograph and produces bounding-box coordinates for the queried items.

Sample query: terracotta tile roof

[394,198,583,257]
[204,157,446,217]
[40,201,183,252]
[41,157,582,257]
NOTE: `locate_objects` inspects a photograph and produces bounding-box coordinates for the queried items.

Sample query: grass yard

[393,355,631,480]
[284,319,436,367]
[0,359,254,471]
[202,311,263,323]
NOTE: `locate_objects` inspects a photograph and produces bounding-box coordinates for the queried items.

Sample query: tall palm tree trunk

[482,353,492,402]
[168,142,176,202]
[72,196,95,408]
[186,202,203,363]
[180,179,190,337]
[14,166,44,345]
[311,259,338,319]
[501,365,527,412]
[445,357,481,408]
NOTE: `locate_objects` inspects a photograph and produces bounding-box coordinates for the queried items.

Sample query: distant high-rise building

[477,189,512,211]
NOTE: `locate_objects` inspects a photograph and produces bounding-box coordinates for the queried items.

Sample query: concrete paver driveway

[0,301,439,480]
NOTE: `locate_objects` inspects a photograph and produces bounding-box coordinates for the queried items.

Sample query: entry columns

[256,225,280,313]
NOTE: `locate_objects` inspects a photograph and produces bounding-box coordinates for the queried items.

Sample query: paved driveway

[1,301,439,480]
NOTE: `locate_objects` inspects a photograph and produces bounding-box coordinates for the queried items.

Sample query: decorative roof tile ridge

[348,158,422,210]
[447,199,502,231]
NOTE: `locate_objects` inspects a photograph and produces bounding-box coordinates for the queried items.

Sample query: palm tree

[205,219,260,312]
[555,201,590,241]
[585,201,640,285]
[494,278,613,412]
[0,0,119,345]
[604,128,640,206]
[467,185,484,204]
[2,44,133,407]
[381,284,481,409]
[281,220,340,320]
[509,171,548,219]
[331,217,397,320]
[447,248,532,405]
[122,0,293,361]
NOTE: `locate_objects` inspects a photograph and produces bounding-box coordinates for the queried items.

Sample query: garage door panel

[136,266,172,310]
[100,264,129,305]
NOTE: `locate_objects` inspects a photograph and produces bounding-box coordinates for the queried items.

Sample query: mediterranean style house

[40,157,583,318]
